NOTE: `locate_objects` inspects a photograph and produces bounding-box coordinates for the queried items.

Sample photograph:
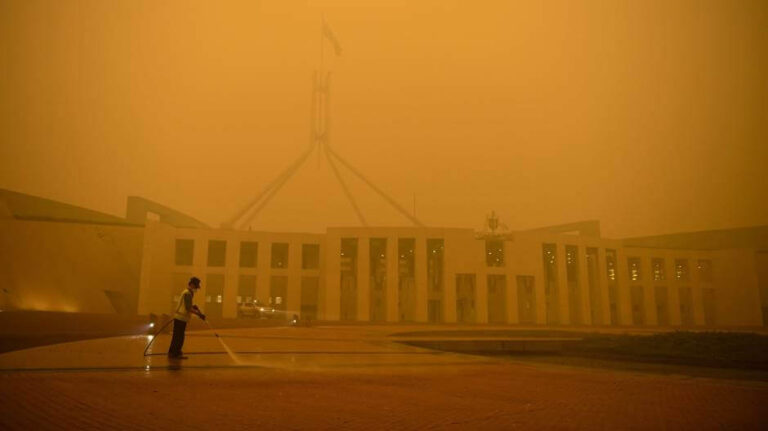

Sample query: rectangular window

[586,247,602,325]
[271,243,289,268]
[485,239,504,267]
[675,259,690,281]
[630,285,645,325]
[566,245,581,325]
[606,249,619,325]
[270,276,288,311]
[428,300,442,323]
[542,244,559,324]
[697,259,713,282]
[628,257,641,281]
[652,258,665,281]
[679,286,694,325]
[516,275,536,324]
[302,244,320,270]
[175,239,194,266]
[456,274,476,323]
[301,276,320,320]
[340,238,358,321]
[370,238,387,322]
[398,238,416,322]
[606,249,617,282]
[655,286,669,326]
[207,240,226,267]
[427,239,444,294]
[205,274,225,318]
[703,288,716,325]
[239,241,258,268]
[237,275,256,305]
[487,274,507,324]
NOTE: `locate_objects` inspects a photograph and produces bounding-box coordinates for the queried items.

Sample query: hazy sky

[1,0,766,237]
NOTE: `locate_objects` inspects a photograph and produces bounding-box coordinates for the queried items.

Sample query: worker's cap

[189,277,201,288]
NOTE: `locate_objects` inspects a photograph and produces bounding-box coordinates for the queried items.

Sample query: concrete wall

[0,219,144,313]
[710,249,763,326]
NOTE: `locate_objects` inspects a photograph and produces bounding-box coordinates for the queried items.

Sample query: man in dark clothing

[168,276,206,359]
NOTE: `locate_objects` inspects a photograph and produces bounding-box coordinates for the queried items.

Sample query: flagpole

[320,15,325,74]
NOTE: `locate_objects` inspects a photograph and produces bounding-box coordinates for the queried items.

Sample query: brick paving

[2,362,767,430]
[1,326,767,429]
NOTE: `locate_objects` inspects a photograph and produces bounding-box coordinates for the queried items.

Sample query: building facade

[137,220,767,327]
[2,189,766,327]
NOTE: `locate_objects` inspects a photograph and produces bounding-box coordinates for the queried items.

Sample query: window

[239,241,258,268]
[542,244,559,324]
[271,243,289,268]
[302,244,320,269]
[485,239,504,267]
[340,238,358,321]
[207,240,226,267]
[652,258,665,281]
[370,238,387,322]
[566,246,582,325]
[175,239,194,266]
[606,249,617,281]
[675,259,689,281]
[628,257,641,281]
[698,259,713,282]
[238,275,256,305]
[398,238,416,322]
[427,239,444,293]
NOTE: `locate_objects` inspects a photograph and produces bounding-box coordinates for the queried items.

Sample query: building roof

[0,189,208,228]
[0,188,137,226]
[622,225,768,250]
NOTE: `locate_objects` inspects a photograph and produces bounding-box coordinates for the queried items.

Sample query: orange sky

[1,0,766,237]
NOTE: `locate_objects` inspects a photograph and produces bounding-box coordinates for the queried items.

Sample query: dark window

[340,238,358,321]
[175,239,194,266]
[237,275,257,305]
[427,239,444,293]
[628,257,641,281]
[606,249,617,281]
[652,258,665,281]
[698,259,713,282]
[302,244,320,269]
[485,239,504,267]
[566,245,581,325]
[542,244,559,324]
[271,243,289,268]
[207,240,226,267]
[675,259,689,281]
[239,241,258,268]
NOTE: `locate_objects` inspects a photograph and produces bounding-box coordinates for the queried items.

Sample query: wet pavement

[1,325,767,429]
[0,325,499,372]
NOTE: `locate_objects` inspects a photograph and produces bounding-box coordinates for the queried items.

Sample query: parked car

[257,305,282,319]
[238,302,260,318]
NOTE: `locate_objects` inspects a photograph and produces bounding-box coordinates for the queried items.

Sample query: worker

[168,276,206,359]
